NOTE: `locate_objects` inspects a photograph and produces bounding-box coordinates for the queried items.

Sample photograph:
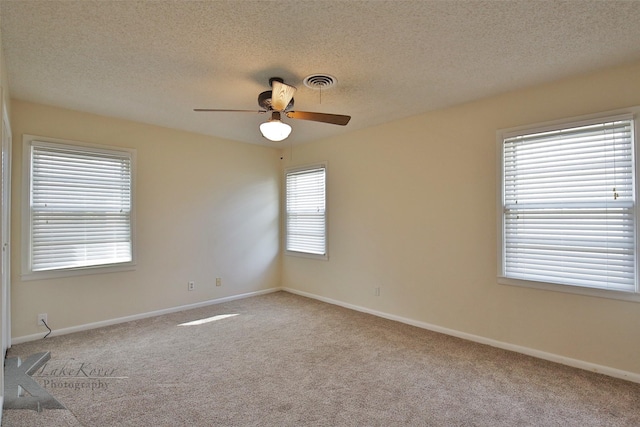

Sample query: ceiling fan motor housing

[258,90,294,111]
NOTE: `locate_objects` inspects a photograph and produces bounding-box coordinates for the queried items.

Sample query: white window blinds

[29,141,133,272]
[286,165,326,256]
[502,116,636,292]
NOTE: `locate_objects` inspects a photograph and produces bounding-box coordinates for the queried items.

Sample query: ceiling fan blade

[194,109,267,113]
[271,80,297,111]
[286,111,351,126]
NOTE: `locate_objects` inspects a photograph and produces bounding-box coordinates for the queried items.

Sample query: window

[285,164,327,258]
[498,110,640,299]
[22,135,135,279]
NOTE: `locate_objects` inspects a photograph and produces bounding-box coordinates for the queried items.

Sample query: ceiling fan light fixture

[260,112,292,141]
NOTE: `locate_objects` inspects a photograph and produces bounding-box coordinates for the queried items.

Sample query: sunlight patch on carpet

[178,313,239,326]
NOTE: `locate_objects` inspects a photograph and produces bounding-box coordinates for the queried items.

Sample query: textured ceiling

[1,0,640,147]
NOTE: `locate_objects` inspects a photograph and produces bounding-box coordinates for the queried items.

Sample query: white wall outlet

[216,277,222,287]
[37,313,48,327]
[188,281,195,291]
[374,287,381,296]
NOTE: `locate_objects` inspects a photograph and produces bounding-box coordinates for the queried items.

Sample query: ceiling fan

[194,77,351,141]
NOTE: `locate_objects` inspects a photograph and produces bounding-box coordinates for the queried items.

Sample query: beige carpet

[3,291,640,426]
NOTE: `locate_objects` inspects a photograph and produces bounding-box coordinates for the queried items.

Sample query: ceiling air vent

[303,74,337,90]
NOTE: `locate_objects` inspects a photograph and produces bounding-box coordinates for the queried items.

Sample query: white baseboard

[12,288,282,345]
[12,286,639,384]
[282,287,640,384]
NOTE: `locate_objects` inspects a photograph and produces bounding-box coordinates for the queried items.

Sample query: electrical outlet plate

[188,281,195,291]
[216,278,222,286]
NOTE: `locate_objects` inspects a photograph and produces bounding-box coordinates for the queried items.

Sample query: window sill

[21,263,137,282]
[285,250,328,261]
[498,276,640,303]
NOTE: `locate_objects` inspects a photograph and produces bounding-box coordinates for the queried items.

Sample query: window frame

[21,134,137,281]
[496,108,640,302]
[284,162,328,260]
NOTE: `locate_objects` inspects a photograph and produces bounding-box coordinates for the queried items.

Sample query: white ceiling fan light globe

[259,120,292,142]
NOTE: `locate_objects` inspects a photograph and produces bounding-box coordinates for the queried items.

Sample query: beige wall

[282,60,640,375]
[10,100,281,338]
[6,59,640,377]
